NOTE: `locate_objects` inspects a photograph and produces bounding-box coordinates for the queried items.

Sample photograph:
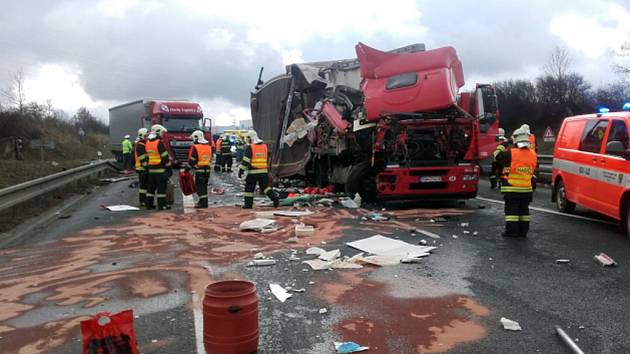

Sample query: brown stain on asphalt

[0,205,468,353]
[326,270,489,354]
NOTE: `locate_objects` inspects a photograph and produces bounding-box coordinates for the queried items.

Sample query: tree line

[495,46,630,136]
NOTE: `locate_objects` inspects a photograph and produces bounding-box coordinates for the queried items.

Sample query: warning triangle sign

[543,126,555,142]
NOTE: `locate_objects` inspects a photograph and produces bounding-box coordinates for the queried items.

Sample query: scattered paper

[346,235,436,260]
[360,255,404,266]
[306,247,326,256]
[104,205,139,211]
[269,283,292,302]
[239,219,280,233]
[500,317,522,331]
[334,341,369,353]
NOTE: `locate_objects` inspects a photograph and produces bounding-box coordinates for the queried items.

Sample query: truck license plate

[420,176,442,182]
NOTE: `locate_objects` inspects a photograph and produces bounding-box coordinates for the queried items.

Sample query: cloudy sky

[0,0,628,125]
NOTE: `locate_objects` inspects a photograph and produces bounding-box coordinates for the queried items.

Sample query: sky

[0,0,628,125]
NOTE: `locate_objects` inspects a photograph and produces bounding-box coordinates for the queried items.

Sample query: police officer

[188,130,212,208]
[497,128,538,238]
[121,134,133,171]
[219,135,233,172]
[238,132,279,209]
[134,128,149,206]
[490,128,509,189]
[145,124,170,210]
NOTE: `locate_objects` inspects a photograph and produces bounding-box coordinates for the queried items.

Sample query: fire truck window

[606,120,629,151]
[579,120,608,153]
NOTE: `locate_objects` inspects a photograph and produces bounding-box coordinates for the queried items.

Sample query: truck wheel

[555,180,575,213]
[345,162,377,202]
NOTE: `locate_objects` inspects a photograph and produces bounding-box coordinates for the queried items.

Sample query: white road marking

[475,196,617,225]
[192,293,205,354]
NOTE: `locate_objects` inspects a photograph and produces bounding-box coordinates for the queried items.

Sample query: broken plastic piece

[239,218,280,233]
[303,259,333,270]
[306,247,326,255]
[319,308,328,314]
[319,249,341,262]
[295,224,315,237]
[247,259,277,267]
[269,283,292,302]
[103,205,139,211]
[556,259,570,264]
[334,341,369,353]
[594,253,616,267]
[500,317,522,331]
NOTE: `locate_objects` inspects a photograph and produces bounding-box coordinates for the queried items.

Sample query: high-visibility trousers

[503,192,532,237]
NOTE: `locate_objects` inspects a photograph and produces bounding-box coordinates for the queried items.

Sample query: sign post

[543,126,555,143]
[29,139,56,161]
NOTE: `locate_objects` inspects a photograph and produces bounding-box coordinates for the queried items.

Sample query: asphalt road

[1,172,629,354]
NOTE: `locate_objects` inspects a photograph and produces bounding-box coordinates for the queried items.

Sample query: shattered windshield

[162,116,200,133]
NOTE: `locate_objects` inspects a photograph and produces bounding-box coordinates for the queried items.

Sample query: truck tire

[555,179,575,213]
[345,162,377,202]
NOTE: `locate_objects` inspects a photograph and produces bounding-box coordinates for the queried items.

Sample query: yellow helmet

[190,130,204,142]
[137,128,149,139]
[151,124,167,137]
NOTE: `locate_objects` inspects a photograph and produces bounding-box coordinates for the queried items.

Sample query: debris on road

[295,224,315,237]
[247,259,277,267]
[239,218,280,233]
[253,252,266,260]
[303,259,334,271]
[319,308,328,314]
[103,205,140,211]
[210,187,225,195]
[364,213,390,221]
[419,239,428,245]
[594,253,617,267]
[99,176,135,183]
[452,235,458,239]
[555,325,585,354]
[306,247,326,256]
[273,210,314,217]
[334,341,370,353]
[401,257,423,264]
[269,283,292,302]
[500,317,522,331]
[286,237,299,244]
[556,259,570,264]
[460,222,469,227]
[347,235,435,262]
[416,229,441,239]
[318,249,341,262]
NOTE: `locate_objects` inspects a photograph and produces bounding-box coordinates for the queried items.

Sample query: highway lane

[1,173,630,353]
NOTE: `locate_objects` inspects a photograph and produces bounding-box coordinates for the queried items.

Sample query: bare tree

[1,70,26,113]
[614,38,629,80]
[544,46,572,80]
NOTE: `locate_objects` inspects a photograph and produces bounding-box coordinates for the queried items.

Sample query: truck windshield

[162,116,201,132]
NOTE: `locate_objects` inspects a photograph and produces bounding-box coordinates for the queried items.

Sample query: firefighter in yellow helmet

[145,124,170,210]
[497,128,537,237]
[134,128,149,206]
[238,132,279,209]
[188,130,212,208]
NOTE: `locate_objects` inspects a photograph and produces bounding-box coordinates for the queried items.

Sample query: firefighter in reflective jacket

[219,135,233,172]
[214,137,223,172]
[490,128,509,189]
[134,128,149,206]
[497,128,537,237]
[145,124,171,210]
[188,130,212,208]
[238,133,279,209]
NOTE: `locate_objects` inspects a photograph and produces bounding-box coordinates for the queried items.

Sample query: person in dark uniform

[145,124,170,210]
[490,128,509,189]
[219,135,233,172]
[188,130,212,208]
[497,128,538,238]
[238,132,279,209]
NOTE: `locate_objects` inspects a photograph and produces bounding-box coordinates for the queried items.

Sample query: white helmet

[191,130,204,142]
[124,134,130,139]
[151,124,167,137]
[498,128,505,136]
[520,124,531,135]
[513,128,530,147]
[246,131,259,143]
[137,128,149,139]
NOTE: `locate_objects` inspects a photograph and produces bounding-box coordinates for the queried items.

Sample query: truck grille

[172,147,189,163]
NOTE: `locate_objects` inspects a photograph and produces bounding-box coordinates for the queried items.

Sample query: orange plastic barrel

[203,280,258,354]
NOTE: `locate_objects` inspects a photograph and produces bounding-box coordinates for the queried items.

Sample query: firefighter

[145,124,170,210]
[219,135,233,172]
[490,128,509,189]
[121,134,133,171]
[188,130,212,208]
[238,132,279,209]
[497,128,537,238]
[134,128,149,206]
[214,136,223,172]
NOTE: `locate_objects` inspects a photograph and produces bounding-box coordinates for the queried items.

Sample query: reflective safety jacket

[529,134,537,152]
[492,142,508,163]
[145,138,170,172]
[188,143,212,169]
[215,138,221,153]
[134,140,147,171]
[240,142,268,174]
[122,138,133,154]
[499,147,537,193]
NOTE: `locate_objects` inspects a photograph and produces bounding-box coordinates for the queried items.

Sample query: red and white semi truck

[251,43,499,200]
[109,99,212,166]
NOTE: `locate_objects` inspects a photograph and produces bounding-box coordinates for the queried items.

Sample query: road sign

[543,126,555,143]
[29,139,55,150]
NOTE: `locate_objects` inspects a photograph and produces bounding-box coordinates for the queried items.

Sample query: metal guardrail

[538,154,553,176]
[0,159,117,213]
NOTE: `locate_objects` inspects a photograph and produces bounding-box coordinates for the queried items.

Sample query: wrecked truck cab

[250,42,499,201]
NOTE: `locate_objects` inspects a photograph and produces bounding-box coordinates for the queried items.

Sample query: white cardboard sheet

[346,235,436,259]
